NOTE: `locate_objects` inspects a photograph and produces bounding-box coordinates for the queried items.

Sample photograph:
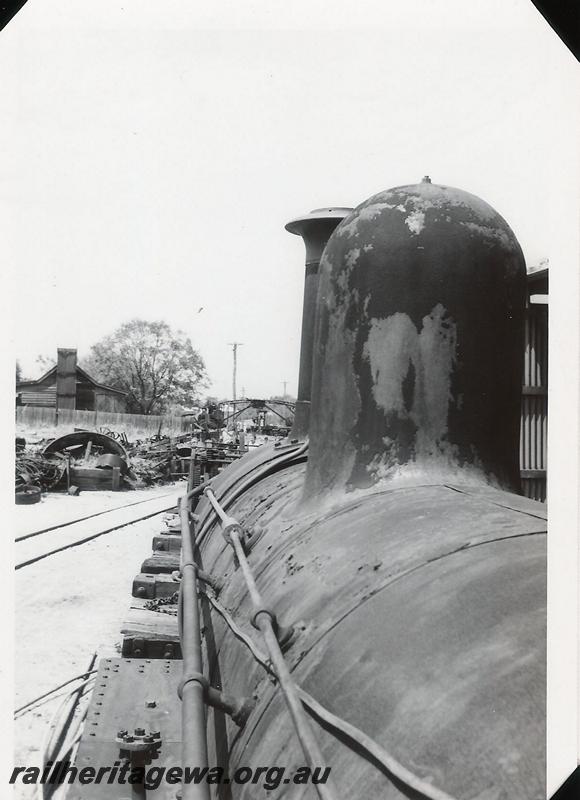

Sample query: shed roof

[17,365,127,396]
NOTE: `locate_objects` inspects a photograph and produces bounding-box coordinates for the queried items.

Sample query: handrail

[178,478,211,800]
[203,487,336,800]
[184,448,457,800]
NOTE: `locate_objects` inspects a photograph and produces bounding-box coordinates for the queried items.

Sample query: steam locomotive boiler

[189,180,546,800]
[69,179,546,800]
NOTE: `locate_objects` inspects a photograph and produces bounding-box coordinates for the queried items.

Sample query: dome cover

[306,181,526,497]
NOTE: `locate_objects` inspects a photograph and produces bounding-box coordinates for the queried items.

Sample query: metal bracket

[115,728,162,755]
[251,609,296,653]
[244,524,267,552]
[152,534,182,553]
[133,573,180,600]
[122,638,181,659]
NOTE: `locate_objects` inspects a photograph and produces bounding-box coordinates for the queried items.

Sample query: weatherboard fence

[15,406,193,439]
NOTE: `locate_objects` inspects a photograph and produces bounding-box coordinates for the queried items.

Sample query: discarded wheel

[43,431,128,460]
[15,486,42,505]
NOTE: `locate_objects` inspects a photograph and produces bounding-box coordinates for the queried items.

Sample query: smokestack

[56,348,77,411]
[305,182,526,498]
[285,207,352,437]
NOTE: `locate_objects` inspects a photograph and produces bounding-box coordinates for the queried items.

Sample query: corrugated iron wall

[520,282,548,502]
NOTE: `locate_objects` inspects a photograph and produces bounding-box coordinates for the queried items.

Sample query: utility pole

[282,380,288,398]
[228,342,243,401]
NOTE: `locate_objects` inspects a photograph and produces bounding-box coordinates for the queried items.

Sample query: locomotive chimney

[285,207,352,437]
[305,181,526,498]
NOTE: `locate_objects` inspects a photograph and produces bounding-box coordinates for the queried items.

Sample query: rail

[15,495,180,570]
[15,491,177,543]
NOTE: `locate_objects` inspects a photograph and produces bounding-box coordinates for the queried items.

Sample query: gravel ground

[13,486,183,799]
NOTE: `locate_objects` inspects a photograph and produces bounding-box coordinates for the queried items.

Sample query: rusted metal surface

[306,181,526,498]
[285,208,352,437]
[71,658,182,799]
[197,471,545,799]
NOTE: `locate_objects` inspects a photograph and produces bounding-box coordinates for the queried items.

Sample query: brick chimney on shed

[56,348,77,411]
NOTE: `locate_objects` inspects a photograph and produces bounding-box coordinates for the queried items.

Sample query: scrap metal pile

[15,451,67,504]
[15,427,249,501]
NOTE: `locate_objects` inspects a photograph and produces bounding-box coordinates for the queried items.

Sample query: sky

[2,0,579,400]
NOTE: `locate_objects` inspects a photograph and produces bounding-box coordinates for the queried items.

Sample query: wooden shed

[16,349,127,413]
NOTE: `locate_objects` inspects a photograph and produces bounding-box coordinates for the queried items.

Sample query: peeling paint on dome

[390,183,499,222]
[337,202,392,238]
[405,210,426,235]
[460,221,514,251]
[363,303,457,462]
[345,247,361,268]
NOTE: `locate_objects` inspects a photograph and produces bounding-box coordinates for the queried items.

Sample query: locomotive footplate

[69,658,182,799]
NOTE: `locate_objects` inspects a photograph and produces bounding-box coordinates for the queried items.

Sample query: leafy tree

[83,319,208,415]
[16,360,22,383]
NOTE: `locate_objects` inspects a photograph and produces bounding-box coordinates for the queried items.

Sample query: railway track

[15,491,177,543]
[15,491,181,570]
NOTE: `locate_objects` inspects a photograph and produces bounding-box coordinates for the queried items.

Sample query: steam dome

[306,180,526,497]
